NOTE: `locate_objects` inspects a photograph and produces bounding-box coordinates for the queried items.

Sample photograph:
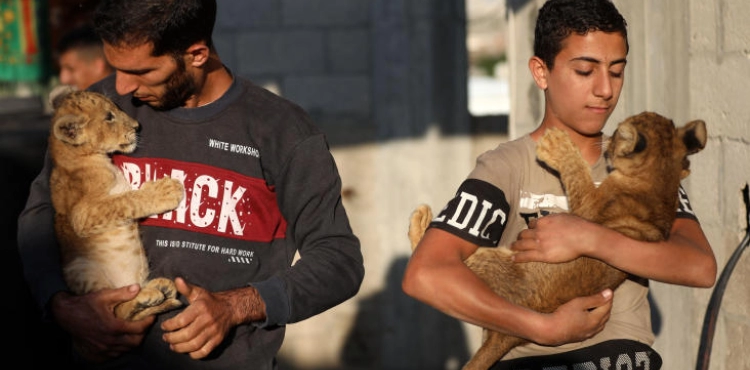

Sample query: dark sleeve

[676,185,699,222]
[16,152,68,315]
[253,135,364,326]
[429,179,511,247]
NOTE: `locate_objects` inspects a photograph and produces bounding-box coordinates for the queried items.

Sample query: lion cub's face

[606,111,707,180]
[51,90,140,155]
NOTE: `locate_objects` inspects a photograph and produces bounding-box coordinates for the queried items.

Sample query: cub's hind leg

[114,278,182,321]
[408,204,433,251]
[463,332,526,370]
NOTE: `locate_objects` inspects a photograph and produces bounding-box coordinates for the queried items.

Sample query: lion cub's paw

[408,204,433,251]
[116,278,182,321]
[140,177,184,212]
[536,128,578,170]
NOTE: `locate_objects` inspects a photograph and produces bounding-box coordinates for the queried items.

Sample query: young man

[56,25,113,91]
[402,0,716,368]
[17,0,364,368]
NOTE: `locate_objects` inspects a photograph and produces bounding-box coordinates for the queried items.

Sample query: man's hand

[511,214,605,263]
[161,277,266,360]
[51,285,154,363]
[532,289,613,346]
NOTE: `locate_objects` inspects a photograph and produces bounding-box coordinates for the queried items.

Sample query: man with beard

[17,0,365,369]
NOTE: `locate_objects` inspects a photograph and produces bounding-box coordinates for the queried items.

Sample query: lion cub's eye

[105,111,115,121]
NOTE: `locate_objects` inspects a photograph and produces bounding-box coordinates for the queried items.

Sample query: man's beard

[137,59,197,111]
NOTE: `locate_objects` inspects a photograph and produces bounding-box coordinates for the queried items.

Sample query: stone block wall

[214,0,373,144]
[685,1,750,369]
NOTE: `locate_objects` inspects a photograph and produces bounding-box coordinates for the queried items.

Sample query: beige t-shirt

[429,135,655,360]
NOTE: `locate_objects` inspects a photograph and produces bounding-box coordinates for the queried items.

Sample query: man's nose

[115,72,138,95]
[593,73,613,100]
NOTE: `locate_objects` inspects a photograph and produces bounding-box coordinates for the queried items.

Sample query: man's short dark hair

[534,0,628,69]
[57,25,103,55]
[93,0,216,58]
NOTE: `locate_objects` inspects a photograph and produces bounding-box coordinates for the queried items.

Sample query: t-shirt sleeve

[675,184,699,222]
[428,178,511,247]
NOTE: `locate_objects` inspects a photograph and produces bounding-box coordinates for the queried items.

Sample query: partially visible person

[402,0,716,369]
[18,0,364,369]
[56,25,113,90]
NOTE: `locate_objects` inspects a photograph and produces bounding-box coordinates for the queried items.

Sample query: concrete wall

[507,1,750,369]
[683,1,750,369]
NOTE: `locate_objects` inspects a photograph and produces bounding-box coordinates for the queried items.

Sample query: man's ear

[528,56,548,90]
[186,42,210,67]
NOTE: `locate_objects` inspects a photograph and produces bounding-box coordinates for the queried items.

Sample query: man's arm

[402,227,614,346]
[511,215,717,287]
[246,135,365,328]
[17,153,68,312]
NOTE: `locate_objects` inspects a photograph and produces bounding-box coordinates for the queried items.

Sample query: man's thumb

[590,289,613,308]
[174,277,193,297]
[581,288,613,309]
[111,283,141,300]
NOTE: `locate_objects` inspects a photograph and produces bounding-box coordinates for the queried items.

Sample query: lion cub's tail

[408,204,433,251]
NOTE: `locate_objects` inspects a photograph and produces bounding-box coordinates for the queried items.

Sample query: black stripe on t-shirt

[429,179,510,247]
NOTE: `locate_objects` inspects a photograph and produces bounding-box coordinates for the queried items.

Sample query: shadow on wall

[340,257,470,370]
[277,256,471,370]
[648,291,662,336]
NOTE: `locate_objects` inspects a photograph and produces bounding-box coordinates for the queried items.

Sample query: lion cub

[408,112,707,369]
[49,89,184,321]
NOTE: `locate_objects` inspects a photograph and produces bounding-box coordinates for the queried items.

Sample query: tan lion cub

[409,112,707,369]
[49,89,184,321]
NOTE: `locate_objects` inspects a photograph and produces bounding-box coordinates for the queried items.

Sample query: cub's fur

[408,112,707,370]
[49,89,184,321]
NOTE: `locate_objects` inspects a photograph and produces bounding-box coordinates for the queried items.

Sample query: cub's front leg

[72,177,184,237]
[535,128,597,211]
[135,177,185,217]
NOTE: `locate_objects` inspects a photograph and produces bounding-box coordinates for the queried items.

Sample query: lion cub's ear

[679,119,707,155]
[53,114,88,145]
[49,85,76,109]
[677,119,707,179]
